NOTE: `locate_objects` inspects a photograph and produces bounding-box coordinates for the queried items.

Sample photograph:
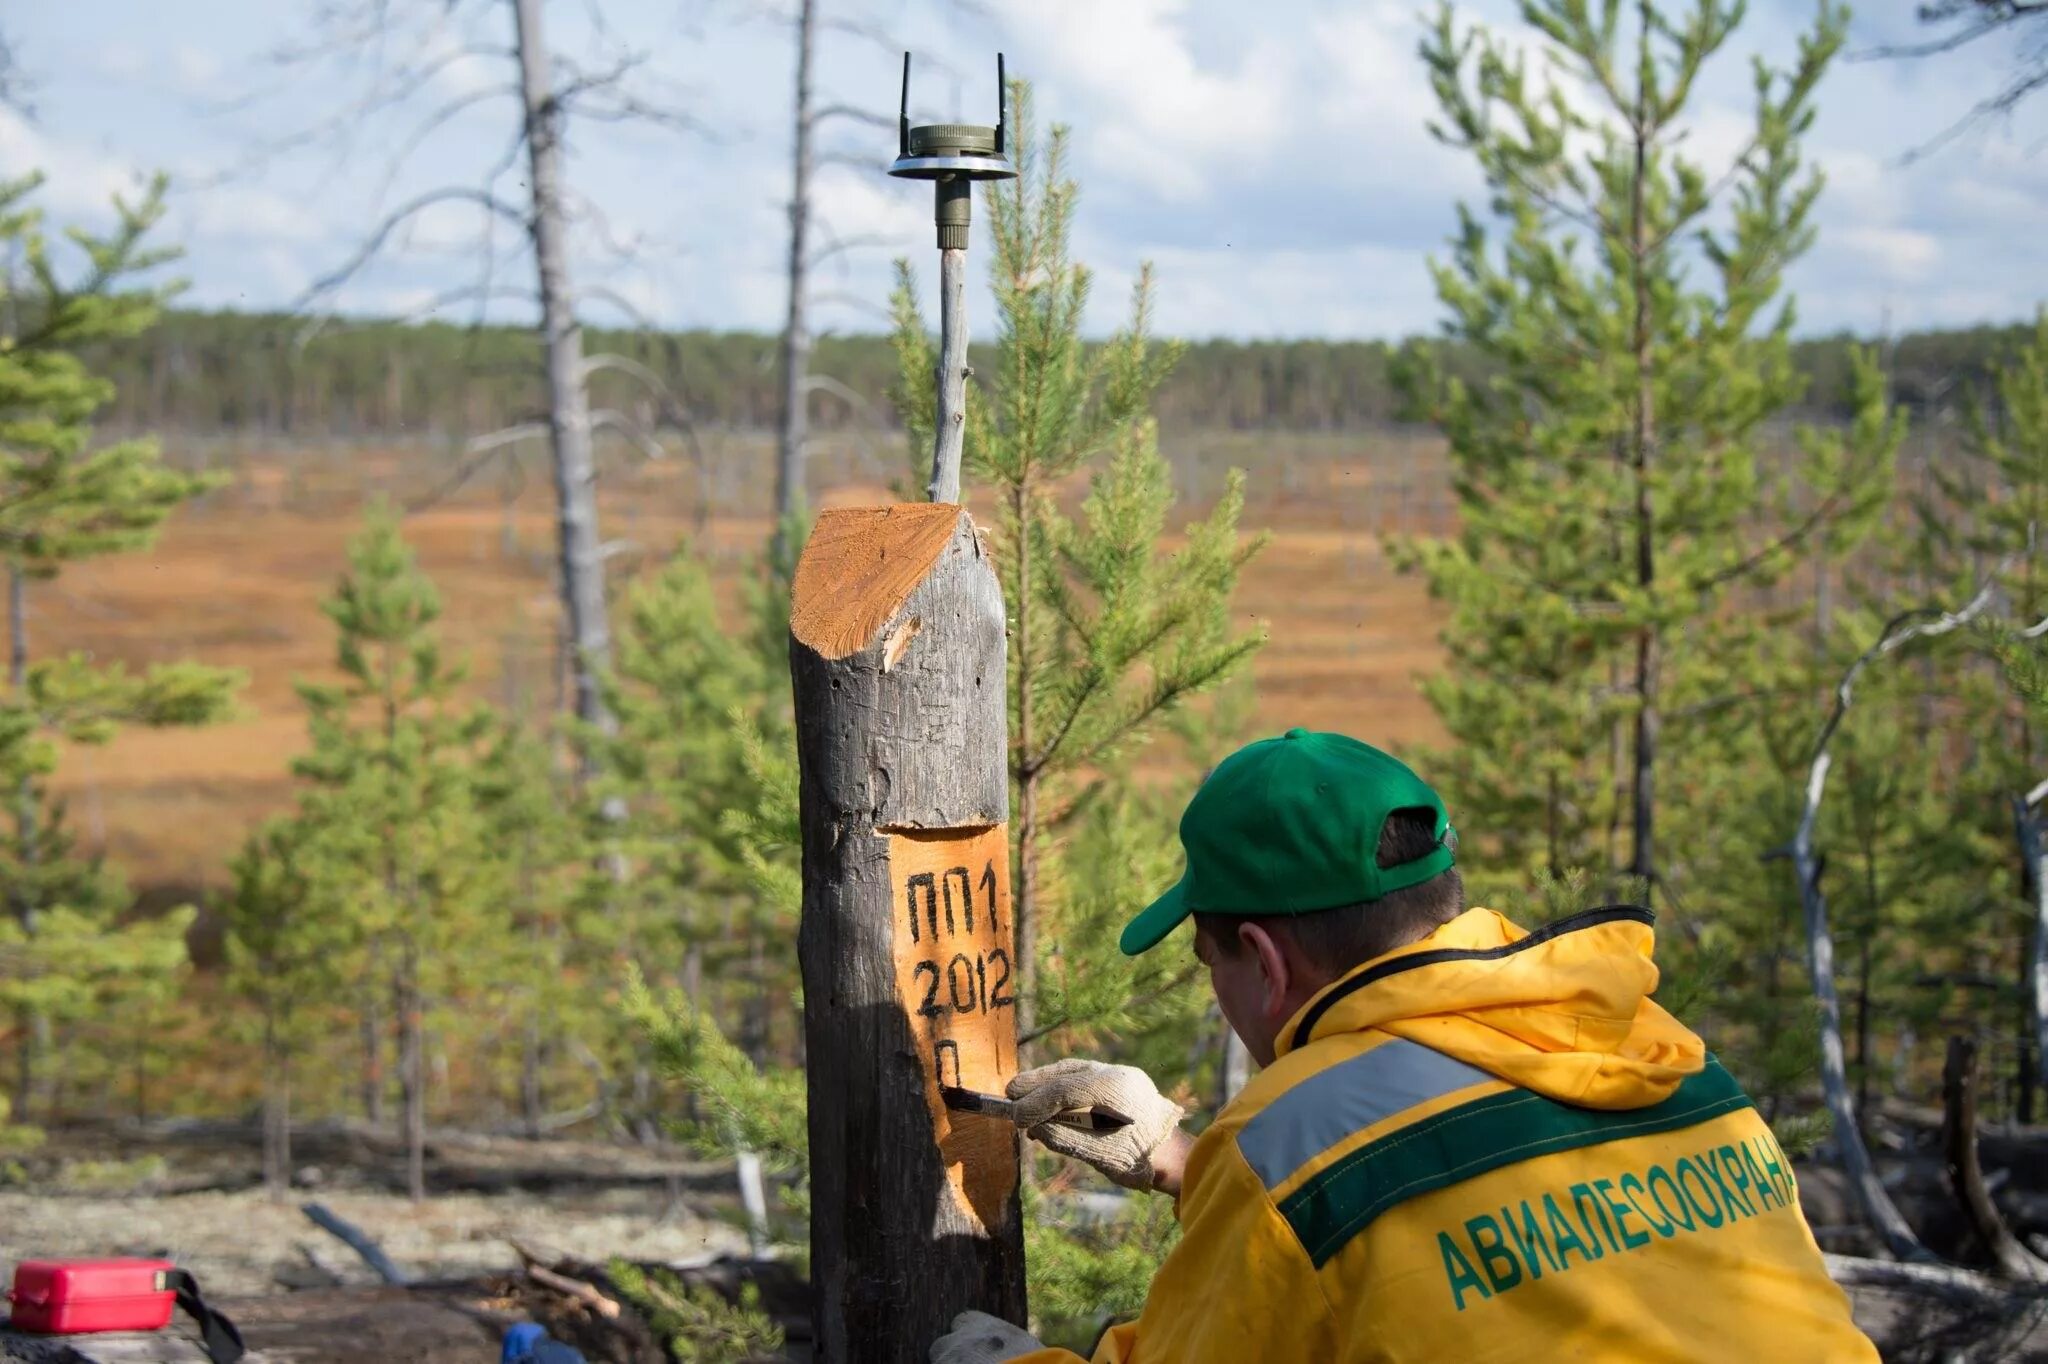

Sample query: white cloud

[179,183,323,246]
[0,108,145,220]
[8,0,2045,341]
[1833,225,1941,282]
[992,0,1293,201]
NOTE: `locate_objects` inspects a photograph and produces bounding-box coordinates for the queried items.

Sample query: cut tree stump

[790,503,1025,1364]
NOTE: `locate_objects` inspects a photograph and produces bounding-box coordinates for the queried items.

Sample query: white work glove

[1006,1058,1185,1191]
[929,1309,1044,1364]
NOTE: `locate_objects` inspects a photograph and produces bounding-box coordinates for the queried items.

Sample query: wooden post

[791,503,1026,1363]
[927,247,969,504]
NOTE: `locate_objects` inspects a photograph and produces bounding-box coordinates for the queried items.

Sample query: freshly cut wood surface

[790,504,963,659]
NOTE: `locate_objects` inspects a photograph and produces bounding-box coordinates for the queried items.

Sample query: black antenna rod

[898,52,912,158]
[995,53,1006,156]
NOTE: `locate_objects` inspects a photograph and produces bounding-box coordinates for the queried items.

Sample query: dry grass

[44,429,1453,890]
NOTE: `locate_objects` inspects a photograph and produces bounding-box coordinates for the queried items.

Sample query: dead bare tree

[264,0,707,750]
[772,0,819,567]
[235,0,709,1182]
[2031,779,2048,1105]
[1861,1,2048,157]
[1776,587,2003,1263]
[1778,576,2048,1261]
[768,0,904,568]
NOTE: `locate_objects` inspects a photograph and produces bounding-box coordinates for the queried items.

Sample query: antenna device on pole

[888,53,1018,249]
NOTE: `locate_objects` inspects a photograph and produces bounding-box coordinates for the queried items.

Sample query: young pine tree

[889,83,1264,1052]
[224,817,351,1194]
[1399,0,1899,906]
[472,718,598,1138]
[291,509,497,1200]
[0,173,237,1118]
[594,548,795,1112]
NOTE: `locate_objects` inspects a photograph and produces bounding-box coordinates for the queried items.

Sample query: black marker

[940,1085,1132,1132]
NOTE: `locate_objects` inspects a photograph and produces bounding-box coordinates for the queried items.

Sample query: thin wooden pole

[927,246,969,504]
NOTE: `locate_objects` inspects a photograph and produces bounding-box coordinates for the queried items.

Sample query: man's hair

[1195,808,1464,974]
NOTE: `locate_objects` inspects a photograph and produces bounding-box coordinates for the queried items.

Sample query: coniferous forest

[5,0,2048,1360]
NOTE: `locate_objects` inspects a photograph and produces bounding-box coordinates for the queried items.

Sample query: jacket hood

[1274,906,1705,1110]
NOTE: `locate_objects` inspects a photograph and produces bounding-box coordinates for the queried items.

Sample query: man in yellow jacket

[930,728,1876,1364]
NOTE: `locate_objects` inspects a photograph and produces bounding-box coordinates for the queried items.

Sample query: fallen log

[1828,1253,2048,1361]
[523,1264,621,1321]
[299,1203,409,1286]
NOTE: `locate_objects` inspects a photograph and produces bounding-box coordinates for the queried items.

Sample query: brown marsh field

[46,427,1455,897]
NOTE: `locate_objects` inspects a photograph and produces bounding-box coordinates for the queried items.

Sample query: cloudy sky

[5,0,2044,341]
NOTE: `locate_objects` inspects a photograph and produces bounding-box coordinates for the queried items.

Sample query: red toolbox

[6,1257,178,1334]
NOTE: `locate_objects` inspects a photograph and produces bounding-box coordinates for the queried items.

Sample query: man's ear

[1238,921,1292,1020]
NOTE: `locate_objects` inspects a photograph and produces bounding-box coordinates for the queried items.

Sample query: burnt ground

[0,1118,762,1362]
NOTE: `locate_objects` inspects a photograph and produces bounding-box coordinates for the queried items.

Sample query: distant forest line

[89,309,2039,439]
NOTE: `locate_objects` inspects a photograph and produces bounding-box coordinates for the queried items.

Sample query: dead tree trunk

[790,504,1026,1363]
[513,0,612,743]
[2018,786,2048,1124]
[1779,593,2002,1263]
[772,0,818,565]
[1941,1035,2048,1282]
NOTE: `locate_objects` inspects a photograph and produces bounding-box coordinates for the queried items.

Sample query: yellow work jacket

[1016,906,1876,1364]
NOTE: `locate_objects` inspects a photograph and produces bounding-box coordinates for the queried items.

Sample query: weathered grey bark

[2035,812,2048,1116]
[513,0,612,741]
[2015,785,2048,1128]
[1789,816,1926,1260]
[927,247,969,504]
[1941,1035,2048,1283]
[772,0,818,562]
[1780,591,2000,1263]
[791,507,1025,1363]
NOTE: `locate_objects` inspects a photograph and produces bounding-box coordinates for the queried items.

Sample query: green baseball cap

[1119,728,1455,956]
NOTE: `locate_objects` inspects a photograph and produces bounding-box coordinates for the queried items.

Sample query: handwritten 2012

[905,860,1014,1020]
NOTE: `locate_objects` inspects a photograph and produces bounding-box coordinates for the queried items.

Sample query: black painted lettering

[987,948,1013,1008]
[980,861,999,933]
[907,872,938,943]
[948,953,976,1013]
[944,866,974,935]
[913,960,945,1017]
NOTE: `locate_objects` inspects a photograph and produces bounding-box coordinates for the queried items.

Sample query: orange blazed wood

[790,503,963,659]
[888,824,1018,1233]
